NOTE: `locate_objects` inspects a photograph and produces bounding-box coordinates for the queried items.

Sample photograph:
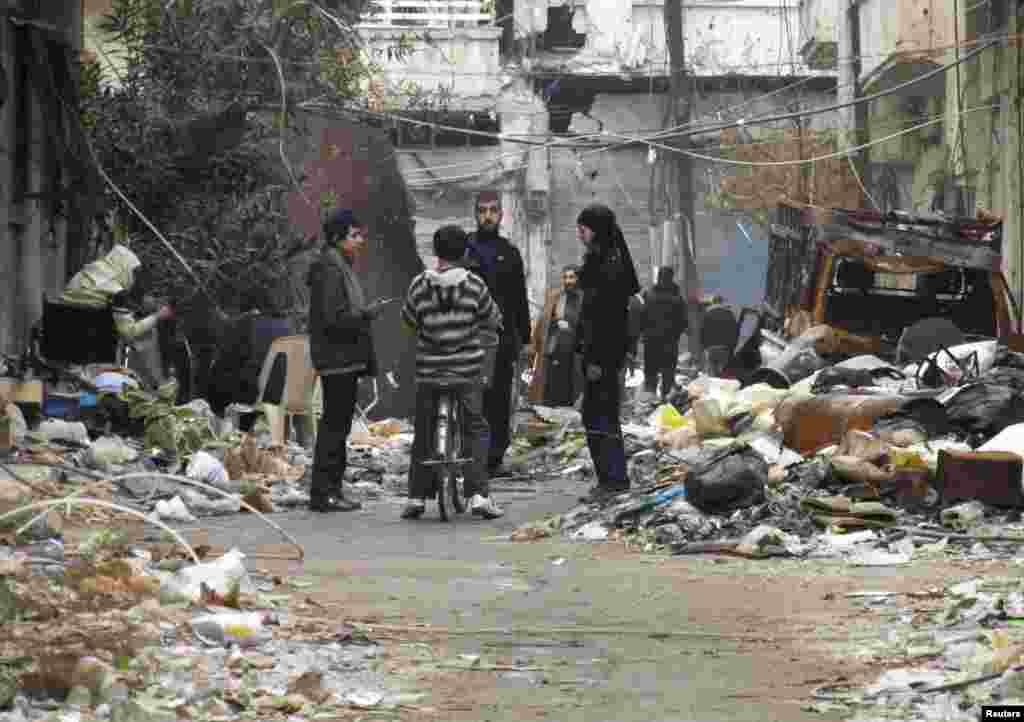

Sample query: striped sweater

[402,266,503,382]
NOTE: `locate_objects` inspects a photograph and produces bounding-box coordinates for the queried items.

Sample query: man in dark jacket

[464,191,531,476]
[641,267,687,399]
[306,208,380,513]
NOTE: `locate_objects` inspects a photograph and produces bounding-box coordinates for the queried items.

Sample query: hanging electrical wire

[400,101,968,182]
[401,103,999,188]
[584,38,1001,154]
[600,102,998,169]
[311,35,1002,159]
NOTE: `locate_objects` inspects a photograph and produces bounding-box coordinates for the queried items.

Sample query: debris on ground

[0,375,424,720]
[8,291,1024,720]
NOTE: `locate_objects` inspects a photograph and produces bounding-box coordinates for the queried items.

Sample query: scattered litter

[186,450,230,488]
[572,521,609,542]
[152,495,197,523]
[161,548,254,603]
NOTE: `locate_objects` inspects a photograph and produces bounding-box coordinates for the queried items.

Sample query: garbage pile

[809,574,1024,720]
[512,341,1024,565]
[0,377,422,720]
[0,540,413,721]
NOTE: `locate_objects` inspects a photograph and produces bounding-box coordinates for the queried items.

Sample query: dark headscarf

[576,204,640,297]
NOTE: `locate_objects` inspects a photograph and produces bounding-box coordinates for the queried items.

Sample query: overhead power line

[400,100,958,178]
[585,38,1000,154]
[603,103,998,168]
[402,102,998,187]
[307,37,1000,155]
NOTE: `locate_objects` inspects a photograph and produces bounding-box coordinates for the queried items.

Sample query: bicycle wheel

[449,399,466,515]
[435,396,451,522]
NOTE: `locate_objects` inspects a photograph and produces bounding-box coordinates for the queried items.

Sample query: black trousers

[643,337,678,396]
[582,368,628,489]
[483,341,517,470]
[310,372,359,501]
[408,384,490,500]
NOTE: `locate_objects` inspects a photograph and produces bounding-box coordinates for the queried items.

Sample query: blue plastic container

[43,394,81,419]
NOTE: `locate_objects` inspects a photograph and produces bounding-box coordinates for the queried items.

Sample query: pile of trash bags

[514,342,1024,563]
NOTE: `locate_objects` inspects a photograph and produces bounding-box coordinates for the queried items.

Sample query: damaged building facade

[799,0,1024,311]
[359,0,836,308]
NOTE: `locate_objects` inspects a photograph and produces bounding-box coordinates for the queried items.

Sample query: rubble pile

[0,376,422,721]
[514,343,1024,565]
[0,541,411,721]
[809,574,1024,720]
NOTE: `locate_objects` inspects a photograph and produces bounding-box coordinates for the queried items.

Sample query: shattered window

[832,259,964,296]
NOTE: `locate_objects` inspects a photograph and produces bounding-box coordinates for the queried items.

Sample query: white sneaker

[401,499,426,519]
[470,494,503,519]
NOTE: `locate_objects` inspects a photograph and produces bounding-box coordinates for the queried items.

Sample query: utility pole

[663,0,702,363]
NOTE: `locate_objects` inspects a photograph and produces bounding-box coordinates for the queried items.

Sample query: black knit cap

[323,208,362,241]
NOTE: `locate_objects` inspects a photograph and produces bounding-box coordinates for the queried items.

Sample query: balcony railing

[358,0,494,29]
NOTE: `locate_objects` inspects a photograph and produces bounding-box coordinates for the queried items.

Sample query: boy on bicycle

[401,225,505,520]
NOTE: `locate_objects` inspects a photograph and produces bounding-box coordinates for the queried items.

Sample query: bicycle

[416,336,498,522]
[418,377,473,522]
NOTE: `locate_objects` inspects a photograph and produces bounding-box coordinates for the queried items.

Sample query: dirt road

[198,477,969,721]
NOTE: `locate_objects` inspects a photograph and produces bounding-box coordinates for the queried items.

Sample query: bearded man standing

[464,191,531,478]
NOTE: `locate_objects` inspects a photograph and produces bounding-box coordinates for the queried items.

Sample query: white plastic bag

[186,450,230,488]
[87,436,138,469]
[571,521,610,541]
[162,548,254,603]
[153,496,197,523]
[745,433,803,468]
[904,340,999,383]
[686,376,741,400]
[979,423,1024,457]
[190,610,270,647]
[38,419,89,445]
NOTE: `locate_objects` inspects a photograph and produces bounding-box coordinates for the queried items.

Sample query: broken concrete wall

[360,27,505,107]
[548,85,833,306]
[498,78,551,311]
[528,0,817,77]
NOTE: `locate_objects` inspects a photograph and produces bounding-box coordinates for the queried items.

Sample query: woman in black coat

[575,204,641,496]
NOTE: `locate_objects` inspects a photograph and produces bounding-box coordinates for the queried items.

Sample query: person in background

[623,292,646,394]
[575,204,640,497]
[204,288,295,419]
[527,265,583,407]
[401,225,504,520]
[641,267,687,400]
[60,243,175,388]
[305,208,380,513]
[464,191,531,478]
